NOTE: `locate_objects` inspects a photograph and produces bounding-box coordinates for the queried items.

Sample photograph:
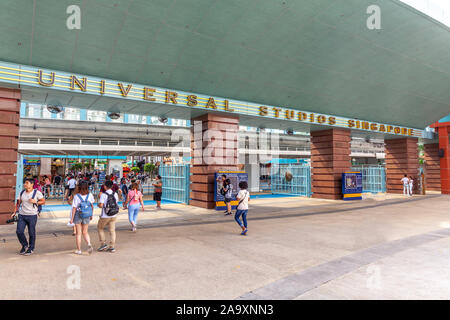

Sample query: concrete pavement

[1,193,449,299]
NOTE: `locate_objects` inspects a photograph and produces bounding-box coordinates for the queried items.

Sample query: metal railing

[270,164,311,197]
[159,164,190,204]
[351,165,386,193]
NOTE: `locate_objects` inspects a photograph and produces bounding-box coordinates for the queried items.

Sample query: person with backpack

[234,181,250,236]
[125,182,145,232]
[97,180,120,253]
[11,178,45,256]
[70,181,94,255]
[222,178,233,216]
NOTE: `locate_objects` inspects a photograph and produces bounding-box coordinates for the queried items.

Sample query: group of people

[11,173,164,255]
[401,174,415,196]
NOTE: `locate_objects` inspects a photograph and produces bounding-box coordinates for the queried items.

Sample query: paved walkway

[1,193,448,299]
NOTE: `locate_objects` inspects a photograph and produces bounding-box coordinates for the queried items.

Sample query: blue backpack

[76,194,93,218]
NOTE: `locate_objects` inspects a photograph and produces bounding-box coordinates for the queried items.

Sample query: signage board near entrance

[342,172,363,200]
[0,61,423,138]
[214,171,248,211]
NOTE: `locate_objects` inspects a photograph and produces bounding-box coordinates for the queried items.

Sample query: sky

[400,0,450,26]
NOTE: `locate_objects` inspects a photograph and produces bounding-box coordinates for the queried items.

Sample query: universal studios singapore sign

[0,61,423,138]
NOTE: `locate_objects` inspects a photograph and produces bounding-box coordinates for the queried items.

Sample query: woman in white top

[408,176,414,196]
[70,181,94,255]
[234,181,250,236]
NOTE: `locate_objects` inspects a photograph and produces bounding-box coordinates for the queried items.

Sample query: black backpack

[104,192,119,216]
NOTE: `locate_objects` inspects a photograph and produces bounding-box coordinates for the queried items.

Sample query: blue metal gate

[351,165,386,193]
[159,164,190,204]
[271,164,311,196]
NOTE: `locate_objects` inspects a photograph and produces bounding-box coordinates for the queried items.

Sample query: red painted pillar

[0,88,20,225]
[190,114,240,209]
[438,126,450,194]
[385,138,419,194]
[310,128,351,200]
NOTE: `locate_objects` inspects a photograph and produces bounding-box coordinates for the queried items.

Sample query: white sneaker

[74,250,82,255]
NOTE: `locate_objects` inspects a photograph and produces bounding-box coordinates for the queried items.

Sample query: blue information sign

[342,172,363,201]
[214,171,248,210]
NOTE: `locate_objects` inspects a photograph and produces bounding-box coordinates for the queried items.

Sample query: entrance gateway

[0,61,432,223]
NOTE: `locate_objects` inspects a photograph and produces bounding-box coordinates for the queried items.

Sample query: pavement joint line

[236,227,450,300]
[0,194,441,242]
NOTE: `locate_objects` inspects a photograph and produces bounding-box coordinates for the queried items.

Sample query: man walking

[11,178,45,256]
[401,174,409,196]
[97,180,119,253]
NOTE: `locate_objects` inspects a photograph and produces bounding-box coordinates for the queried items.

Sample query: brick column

[0,88,20,224]
[190,114,239,209]
[424,143,441,192]
[385,138,419,194]
[311,129,351,200]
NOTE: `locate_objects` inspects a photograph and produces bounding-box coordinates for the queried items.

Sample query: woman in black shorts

[153,175,162,209]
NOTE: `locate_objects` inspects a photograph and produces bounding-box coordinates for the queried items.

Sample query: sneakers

[87,245,93,255]
[107,247,116,253]
[74,250,82,255]
[19,246,27,255]
[24,248,33,256]
[241,229,248,236]
[224,212,232,216]
[97,244,108,252]
[132,227,137,232]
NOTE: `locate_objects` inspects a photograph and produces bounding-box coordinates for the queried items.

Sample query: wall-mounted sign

[0,61,423,138]
[24,159,40,166]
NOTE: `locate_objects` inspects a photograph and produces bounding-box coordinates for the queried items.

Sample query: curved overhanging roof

[0,0,449,129]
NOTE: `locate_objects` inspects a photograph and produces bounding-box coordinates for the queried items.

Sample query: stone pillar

[437,126,450,194]
[385,138,419,194]
[424,143,441,192]
[0,88,20,225]
[310,129,351,200]
[190,114,239,209]
[245,163,260,193]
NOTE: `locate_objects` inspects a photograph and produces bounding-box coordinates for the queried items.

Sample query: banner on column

[342,172,363,200]
[214,171,248,210]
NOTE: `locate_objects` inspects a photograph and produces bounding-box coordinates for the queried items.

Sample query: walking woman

[234,181,250,235]
[125,182,145,232]
[70,181,94,255]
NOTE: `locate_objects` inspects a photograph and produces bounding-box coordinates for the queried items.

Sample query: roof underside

[0,0,449,129]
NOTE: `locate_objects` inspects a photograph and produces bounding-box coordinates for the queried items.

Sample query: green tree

[131,166,140,173]
[144,163,156,178]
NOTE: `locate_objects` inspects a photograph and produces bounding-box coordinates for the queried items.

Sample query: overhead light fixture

[158,116,168,124]
[46,102,64,114]
[107,112,121,120]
